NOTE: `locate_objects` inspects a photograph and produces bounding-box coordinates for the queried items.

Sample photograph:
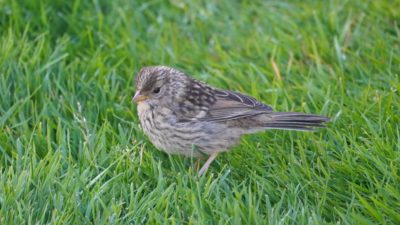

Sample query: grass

[0,0,399,224]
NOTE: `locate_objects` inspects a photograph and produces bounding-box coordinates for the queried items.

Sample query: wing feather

[172,80,273,122]
[198,89,273,121]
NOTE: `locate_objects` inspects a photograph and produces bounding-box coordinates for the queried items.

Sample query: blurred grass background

[0,0,399,224]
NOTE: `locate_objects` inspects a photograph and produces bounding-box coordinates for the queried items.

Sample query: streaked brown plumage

[133,65,329,176]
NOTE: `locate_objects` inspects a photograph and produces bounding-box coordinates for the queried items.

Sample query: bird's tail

[263,112,330,131]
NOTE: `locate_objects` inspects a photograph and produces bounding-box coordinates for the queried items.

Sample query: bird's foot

[198,153,218,177]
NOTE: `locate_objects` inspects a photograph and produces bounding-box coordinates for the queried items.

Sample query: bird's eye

[153,87,161,94]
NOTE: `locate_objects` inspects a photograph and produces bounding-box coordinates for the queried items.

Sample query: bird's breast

[137,103,204,156]
[136,103,241,157]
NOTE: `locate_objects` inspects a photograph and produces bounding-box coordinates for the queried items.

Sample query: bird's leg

[198,152,218,177]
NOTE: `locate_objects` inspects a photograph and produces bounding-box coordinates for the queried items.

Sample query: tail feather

[264,112,330,131]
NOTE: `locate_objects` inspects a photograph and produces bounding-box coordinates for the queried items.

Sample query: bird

[132,65,329,176]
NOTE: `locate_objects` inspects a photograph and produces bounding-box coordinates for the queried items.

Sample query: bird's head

[133,66,188,106]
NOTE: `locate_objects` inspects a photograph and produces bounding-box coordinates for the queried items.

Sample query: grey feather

[262,112,330,131]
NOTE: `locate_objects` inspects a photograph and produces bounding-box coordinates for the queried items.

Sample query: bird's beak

[132,91,148,103]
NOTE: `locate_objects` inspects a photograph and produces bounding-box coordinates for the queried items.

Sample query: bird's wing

[173,79,273,122]
[199,89,273,122]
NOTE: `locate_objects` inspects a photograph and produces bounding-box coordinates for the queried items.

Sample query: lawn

[0,0,399,224]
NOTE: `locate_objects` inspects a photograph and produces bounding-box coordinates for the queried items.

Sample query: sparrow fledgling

[133,66,329,176]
